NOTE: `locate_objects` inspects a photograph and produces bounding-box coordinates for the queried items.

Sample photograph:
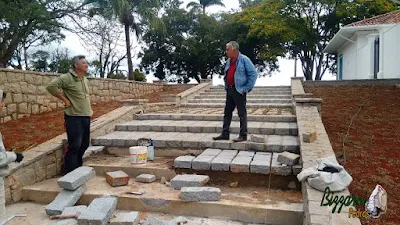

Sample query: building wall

[0,69,165,123]
[337,34,357,80]
[381,25,400,79]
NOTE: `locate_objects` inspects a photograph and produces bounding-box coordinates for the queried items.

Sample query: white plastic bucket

[129,146,147,164]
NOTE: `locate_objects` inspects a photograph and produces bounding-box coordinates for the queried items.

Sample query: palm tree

[91,0,164,80]
[186,0,225,14]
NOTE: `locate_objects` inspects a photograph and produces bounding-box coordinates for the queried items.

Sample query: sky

[45,0,336,86]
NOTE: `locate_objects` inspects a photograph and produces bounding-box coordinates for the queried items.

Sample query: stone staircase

[22,85,305,225]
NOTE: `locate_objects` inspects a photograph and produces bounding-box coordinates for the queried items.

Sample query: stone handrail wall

[303,78,400,87]
[292,78,361,225]
[0,69,170,123]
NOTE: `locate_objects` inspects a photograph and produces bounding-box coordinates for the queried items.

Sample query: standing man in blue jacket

[213,41,258,142]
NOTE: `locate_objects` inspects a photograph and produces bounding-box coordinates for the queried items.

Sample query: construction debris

[136,174,156,183]
[160,176,167,184]
[303,131,317,143]
[106,171,130,187]
[77,196,117,225]
[277,152,300,166]
[110,211,140,225]
[45,185,86,216]
[170,174,210,190]
[57,166,95,191]
[180,187,221,202]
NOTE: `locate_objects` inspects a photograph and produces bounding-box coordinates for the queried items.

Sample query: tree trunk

[24,44,29,70]
[124,23,134,80]
[203,6,206,14]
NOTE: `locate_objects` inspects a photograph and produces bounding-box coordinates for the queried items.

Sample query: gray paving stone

[230,156,252,173]
[136,174,156,183]
[174,156,195,169]
[213,140,231,150]
[86,146,105,154]
[170,174,210,190]
[248,142,264,151]
[292,164,302,175]
[211,157,233,171]
[277,151,300,166]
[175,125,189,132]
[180,187,221,202]
[192,155,216,170]
[282,137,300,153]
[270,154,292,176]
[54,206,88,225]
[218,150,238,158]
[250,160,271,175]
[237,151,255,157]
[267,135,283,152]
[110,211,140,225]
[77,196,117,225]
[250,134,265,143]
[274,123,290,135]
[58,166,95,191]
[161,122,176,132]
[45,185,86,216]
[200,148,222,156]
[142,216,168,225]
[230,141,247,151]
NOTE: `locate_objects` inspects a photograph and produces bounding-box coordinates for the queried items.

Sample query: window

[338,54,343,80]
[373,37,380,79]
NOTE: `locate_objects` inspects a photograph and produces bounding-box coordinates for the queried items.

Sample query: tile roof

[346,10,400,27]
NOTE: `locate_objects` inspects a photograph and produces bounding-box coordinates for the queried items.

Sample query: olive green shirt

[46,70,93,117]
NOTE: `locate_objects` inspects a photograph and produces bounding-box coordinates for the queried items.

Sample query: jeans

[222,86,247,137]
[64,114,90,174]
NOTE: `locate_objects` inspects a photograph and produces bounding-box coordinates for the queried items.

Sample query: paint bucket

[129,146,147,165]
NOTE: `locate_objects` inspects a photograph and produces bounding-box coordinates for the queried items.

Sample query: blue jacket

[224,53,258,93]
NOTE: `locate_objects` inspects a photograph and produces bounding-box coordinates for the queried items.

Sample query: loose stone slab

[174,156,195,169]
[142,216,168,225]
[271,154,292,176]
[250,134,265,143]
[110,211,140,225]
[230,156,252,173]
[170,174,210,190]
[77,196,117,225]
[58,166,95,191]
[277,151,300,166]
[192,155,215,170]
[54,205,88,225]
[180,187,221,202]
[45,185,86,216]
[136,174,156,183]
[105,170,130,187]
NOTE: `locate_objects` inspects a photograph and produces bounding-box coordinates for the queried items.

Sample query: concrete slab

[77,196,117,225]
[45,185,86,216]
[174,156,195,169]
[57,166,95,191]
[170,174,210,190]
[191,155,216,170]
[180,187,221,202]
[230,156,252,173]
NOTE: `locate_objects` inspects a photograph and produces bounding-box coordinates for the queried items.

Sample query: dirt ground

[305,86,400,225]
[0,202,245,225]
[0,88,187,152]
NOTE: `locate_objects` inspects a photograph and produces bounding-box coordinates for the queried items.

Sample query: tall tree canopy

[187,0,225,14]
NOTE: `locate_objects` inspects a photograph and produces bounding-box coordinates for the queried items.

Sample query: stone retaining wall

[292,78,361,225]
[0,69,187,123]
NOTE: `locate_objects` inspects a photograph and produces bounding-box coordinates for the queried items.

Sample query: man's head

[72,55,88,75]
[0,90,6,111]
[226,41,240,59]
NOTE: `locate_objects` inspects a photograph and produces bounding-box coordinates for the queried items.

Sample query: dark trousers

[222,86,247,137]
[64,114,90,174]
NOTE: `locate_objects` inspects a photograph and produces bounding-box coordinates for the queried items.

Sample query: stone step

[210,86,291,90]
[23,176,303,224]
[174,150,302,176]
[135,114,297,122]
[195,94,292,99]
[92,131,300,153]
[181,103,293,109]
[188,99,292,104]
[205,90,292,95]
[115,120,298,136]
[83,155,301,189]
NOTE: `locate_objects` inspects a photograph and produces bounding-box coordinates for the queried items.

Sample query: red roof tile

[346,10,400,27]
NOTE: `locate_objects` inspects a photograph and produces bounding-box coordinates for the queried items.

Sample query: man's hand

[15,152,24,163]
[64,99,72,107]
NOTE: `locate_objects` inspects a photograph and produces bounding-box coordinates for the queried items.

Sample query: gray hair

[226,41,240,51]
[72,55,86,69]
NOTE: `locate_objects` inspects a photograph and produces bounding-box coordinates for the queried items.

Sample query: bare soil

[305,86,400,225]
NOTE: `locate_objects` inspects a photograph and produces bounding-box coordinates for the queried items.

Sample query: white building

[324,10,400,80]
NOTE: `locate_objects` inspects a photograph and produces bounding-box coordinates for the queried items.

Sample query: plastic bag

[297,156,353,192]
[0,133,5,153]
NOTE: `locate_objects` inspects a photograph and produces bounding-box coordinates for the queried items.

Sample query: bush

[134,69,146,82]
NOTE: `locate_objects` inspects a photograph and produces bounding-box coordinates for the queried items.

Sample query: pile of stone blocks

[45,166,95,216]
[170,174,221,202]
[106,170,130,187]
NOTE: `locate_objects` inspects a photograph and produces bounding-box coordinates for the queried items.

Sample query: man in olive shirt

[46,55,93,174]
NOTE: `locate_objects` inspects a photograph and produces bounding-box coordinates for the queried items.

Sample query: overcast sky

[45,0,336,85]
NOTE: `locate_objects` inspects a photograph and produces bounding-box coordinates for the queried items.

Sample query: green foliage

[186,0,225,14]
[134,69,147,82]
[108,71,127,80]
[48,48,71,74]
[31,50,50,72]
[140,9,225,83]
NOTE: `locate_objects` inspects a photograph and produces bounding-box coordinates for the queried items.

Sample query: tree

[239,0,263,9]
[48,48,71,74]
[186,0,225,14]
[90,0,164,80]
[30,50,51,72]
[140,9,225,83]
[0,0,91,68]
[236,0,399,80]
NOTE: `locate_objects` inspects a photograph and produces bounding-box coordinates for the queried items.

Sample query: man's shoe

[233,136,247,142]
[212,135,230,140]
